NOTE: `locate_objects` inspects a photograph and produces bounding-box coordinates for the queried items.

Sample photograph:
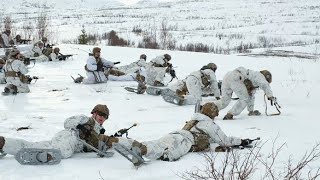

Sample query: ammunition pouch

[42,48,52,57]
[109,69,125,76]
[176,81,188,98]
[5,71,18,77]
[19,74,31,84]
[201,73,211,87]
[189,132,210,152]
[244,79,256,96]
[182,120,210,152]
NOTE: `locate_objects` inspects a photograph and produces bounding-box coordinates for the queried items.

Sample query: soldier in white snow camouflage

[82,47,115,84]
[164,63,220,105]
[3,49,30,94]
[145,54,172,86]
[213,66,275,120]
[0,104,126,161]
[117,102,250,162]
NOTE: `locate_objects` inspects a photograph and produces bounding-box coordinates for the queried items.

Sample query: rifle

[19,39,32,44]
[23,57,36,66]
[112,123,137,138]
[26,75,40,84]
[71,74,84,83]
[46,44,55,48]
[58,53,73,61]
[232,137,261,149]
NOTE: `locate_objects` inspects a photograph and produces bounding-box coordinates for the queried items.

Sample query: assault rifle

[46,44,55,48]
[58,53,73,61]
[19,39,32,44]
[26,75,40,84]
[112,123,137,138]
[23,57,36,66]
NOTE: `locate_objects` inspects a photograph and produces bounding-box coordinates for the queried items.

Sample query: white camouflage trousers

[119,130,194,161]
[214,71,254,115]
[3,130,83,159]
[5,77,30,93]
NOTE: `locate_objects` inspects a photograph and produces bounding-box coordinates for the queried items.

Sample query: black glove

[216,97,220,100]
[169,69,176,78]
[100,128,105,134]
[268,96,277,106]
[96,62,104,71]
[240,139,251,146]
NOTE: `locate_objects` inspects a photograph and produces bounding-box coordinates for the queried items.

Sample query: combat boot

[248,110,261,116]
[223,113,234,120]
[132,140,147,156]
[0,136,5,150]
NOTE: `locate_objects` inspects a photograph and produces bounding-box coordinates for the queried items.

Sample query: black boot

[0,136,5,150]
[223,113,234,120]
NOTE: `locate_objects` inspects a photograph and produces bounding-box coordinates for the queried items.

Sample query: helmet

[164,54,171,61]
[260,70,272,83]
[201,63,217,72]
[42,37,48,42]
[207,63,217,72]
[9,48,20,57]
[15,35,21,40]
[91,104,109,118]
[92,47,101,54]
[200,102,219,120]
[53,47,60,53]
[140,54,147,60]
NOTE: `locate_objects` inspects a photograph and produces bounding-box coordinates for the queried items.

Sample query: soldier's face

[94,52,100,58]
[93,112,107,125]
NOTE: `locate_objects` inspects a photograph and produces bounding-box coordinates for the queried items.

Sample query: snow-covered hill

[1,0,319,52]
[0,43,319,179]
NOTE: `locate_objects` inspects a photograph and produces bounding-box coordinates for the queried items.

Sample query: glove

[216,97,220,100]
[268,96,277,105]
[96,62,104,71]
[240,139,251,146]
[169,69,176,78]
[100,128,105,134]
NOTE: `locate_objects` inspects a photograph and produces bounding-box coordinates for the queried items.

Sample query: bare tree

[181,139,320,180]
[22,22,35,40]
[160,18,176,50]
[36,4,50,40]
[3,16,13,31]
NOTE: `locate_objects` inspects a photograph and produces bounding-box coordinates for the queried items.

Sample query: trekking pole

[264,94,281,116]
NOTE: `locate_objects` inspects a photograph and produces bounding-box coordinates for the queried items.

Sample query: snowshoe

[125,86,146,94]
[162,94,185,106]
[15,148,62,165]
[146,87,162,96]
[160,88,176,96]
[114,143,146,167]
[125,87,139,93]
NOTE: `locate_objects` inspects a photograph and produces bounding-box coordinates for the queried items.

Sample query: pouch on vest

[244,79,257,96]
[182,120,199,131]
[189,132,210,152]
[42,48,52,56]
[19,74,30,84]
[182,120,210,152]
[201,73,211,87]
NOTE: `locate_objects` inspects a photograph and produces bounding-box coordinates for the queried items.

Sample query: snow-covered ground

[0,43,320,179]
